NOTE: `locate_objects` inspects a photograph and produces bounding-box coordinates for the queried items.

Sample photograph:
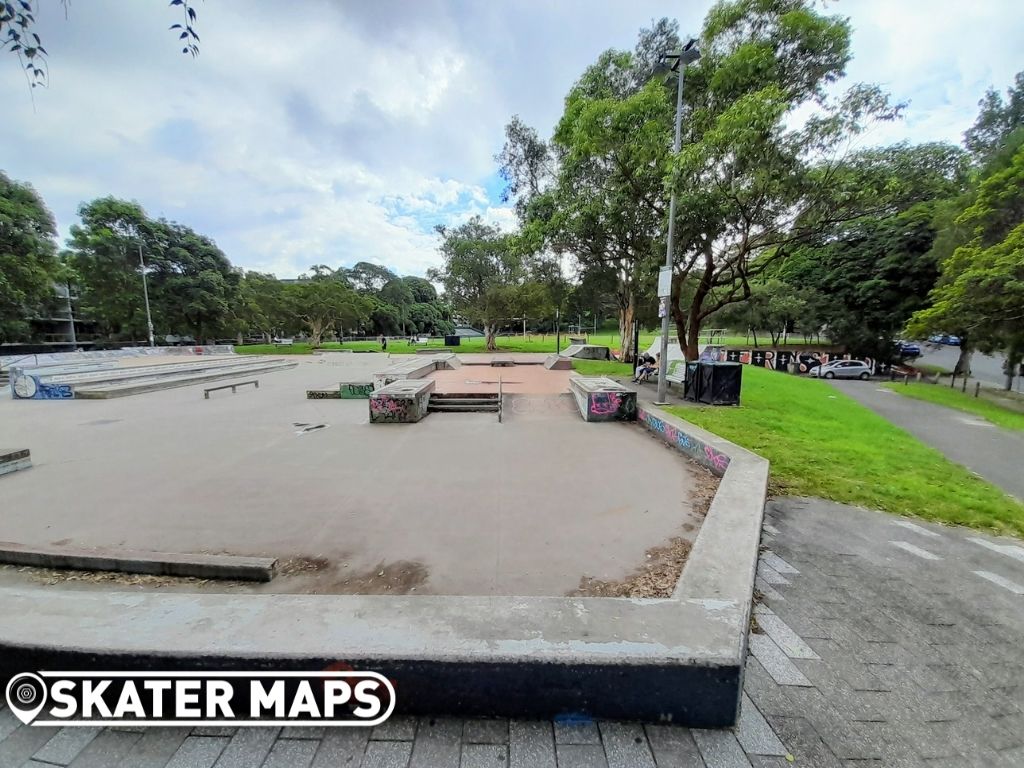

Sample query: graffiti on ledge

[639,408,731,476]
[12,374,74,400]
[588,390,637,420]
[341,383,374,399]
[370,395,411,423]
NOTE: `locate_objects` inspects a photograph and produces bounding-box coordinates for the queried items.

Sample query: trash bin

[685,361,741,405]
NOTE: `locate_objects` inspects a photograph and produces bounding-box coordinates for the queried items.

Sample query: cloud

[1,0,1021,280]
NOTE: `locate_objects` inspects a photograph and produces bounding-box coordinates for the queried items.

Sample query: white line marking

[761,551,799,574]
[973,570,1024,595]
[968,537,1024,564]
[757,563,790,585]
[755,607,820,660]
[754,578,785,602]
[748,634,813,687]
[890,541,941,561]
[892,520,942,539]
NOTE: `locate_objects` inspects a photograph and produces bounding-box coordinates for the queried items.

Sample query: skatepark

[0,347,767,725]
[0,350,712,596]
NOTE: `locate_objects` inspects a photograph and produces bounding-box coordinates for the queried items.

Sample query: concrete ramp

[558,344,611,361]
[644,337,687,362]
[544,354,573,370]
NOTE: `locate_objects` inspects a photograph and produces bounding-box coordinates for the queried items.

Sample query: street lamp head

[658,39,701,73]
[679,39,701,65]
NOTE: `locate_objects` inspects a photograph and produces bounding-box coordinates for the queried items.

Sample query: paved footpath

[830,379,1024,500]
[2,497,1023,767]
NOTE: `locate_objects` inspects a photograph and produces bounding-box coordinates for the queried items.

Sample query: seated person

[633,353,658,382]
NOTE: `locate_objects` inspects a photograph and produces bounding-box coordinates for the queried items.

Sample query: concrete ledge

[0,590,742,725]
[0,449,32,477]
[0,542,277,582]
[370,379,435,423]
[569,376,638,422]
[306,389,342,399]
[340,381,374,398]
[636,401,769,671]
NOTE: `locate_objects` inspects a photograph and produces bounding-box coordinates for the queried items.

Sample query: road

[832,378,1024,501]
[914,344,1018,390]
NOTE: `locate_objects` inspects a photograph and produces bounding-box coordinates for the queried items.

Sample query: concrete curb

[0,542,277,581]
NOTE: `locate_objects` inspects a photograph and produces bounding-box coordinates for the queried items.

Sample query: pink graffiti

[589,391,622,415]
[370,396,403,414]
[704,445,730,473]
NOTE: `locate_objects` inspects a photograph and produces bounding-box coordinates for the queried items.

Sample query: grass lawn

[236,332,827,358]
[570,360,635,377]
[665,366,1024,535]
[237,333,659,356]
[883,382,1024,433]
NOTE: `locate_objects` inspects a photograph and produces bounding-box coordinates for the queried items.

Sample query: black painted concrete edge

[0,644,741,727]
[0,542,276,582]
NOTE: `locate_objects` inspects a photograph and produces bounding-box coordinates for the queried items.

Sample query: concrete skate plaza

[0,353,709,596]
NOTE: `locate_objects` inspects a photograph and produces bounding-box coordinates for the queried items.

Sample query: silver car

[810,359,872,380]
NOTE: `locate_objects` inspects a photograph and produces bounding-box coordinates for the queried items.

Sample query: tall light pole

[139,244,155,347]
[655,39,700,405]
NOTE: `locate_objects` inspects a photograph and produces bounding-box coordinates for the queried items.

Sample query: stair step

[431,397,500,405]
[428,403,500,412]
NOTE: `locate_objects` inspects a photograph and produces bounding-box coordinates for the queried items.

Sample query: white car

[810,360,872,380]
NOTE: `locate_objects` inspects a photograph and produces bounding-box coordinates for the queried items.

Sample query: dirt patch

[329,560,429,594]
[277,556,331,576]
[569,536,693,599]
[0,563,223,589]
[273,559,431,595]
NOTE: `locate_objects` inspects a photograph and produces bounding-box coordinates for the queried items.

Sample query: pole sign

[658,266,672,298]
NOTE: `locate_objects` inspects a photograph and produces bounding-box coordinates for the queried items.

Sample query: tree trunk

[618,292,636,363]
[953,340,972,377]
[684,320,701,361]
[669,279,693,360]
[1004,344,1022,391]
[309,319,324,349]
[236,331,243,346]
[484,323,497,351]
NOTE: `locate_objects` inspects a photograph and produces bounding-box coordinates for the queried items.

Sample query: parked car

[810,359,872,380]
[928,334,961,346]
[795,354,823,373]
[895,340,921,358]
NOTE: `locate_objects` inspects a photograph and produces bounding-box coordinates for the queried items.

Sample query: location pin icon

[5,673,48,725]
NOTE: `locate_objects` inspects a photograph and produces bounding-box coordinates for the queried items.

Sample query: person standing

[380,334,388,352]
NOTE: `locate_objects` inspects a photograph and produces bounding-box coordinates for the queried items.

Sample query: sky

[1,0,1021,280]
